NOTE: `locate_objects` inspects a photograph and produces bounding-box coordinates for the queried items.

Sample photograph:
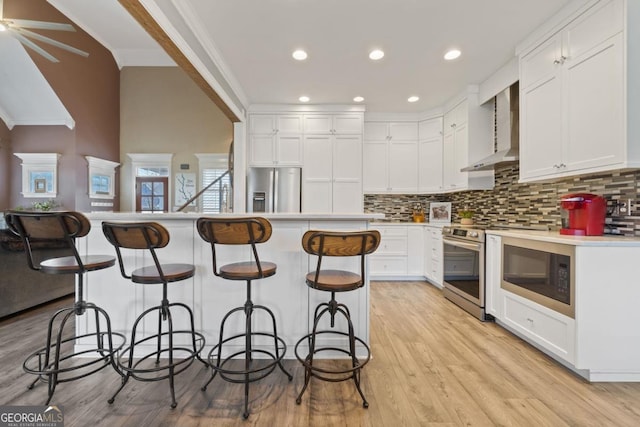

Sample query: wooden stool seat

[305,269,363,292]
[131,263,195,284]
[40,255,115,275]
[219,261,277,280]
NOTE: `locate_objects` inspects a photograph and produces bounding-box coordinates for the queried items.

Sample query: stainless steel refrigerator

[246,167,301,213]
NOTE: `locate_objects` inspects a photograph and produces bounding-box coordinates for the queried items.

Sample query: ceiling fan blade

[7,19,75,32]
[15,28,88,57]
[11,31,59,62]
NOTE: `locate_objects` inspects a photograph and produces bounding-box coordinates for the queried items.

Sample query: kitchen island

[76,212,382,358]
[485,230,640,382]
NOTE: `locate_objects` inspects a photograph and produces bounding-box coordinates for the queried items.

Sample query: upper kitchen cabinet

[442,92,494,192]
[303,114,363,135]
[418,117,444,193]
[249,114,303,166]
[363,122,419,193]
[519,0,640,182]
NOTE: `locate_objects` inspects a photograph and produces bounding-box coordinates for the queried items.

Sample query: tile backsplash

[364,164,640,236]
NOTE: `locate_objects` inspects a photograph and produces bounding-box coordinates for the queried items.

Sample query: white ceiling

[47,0,586,116]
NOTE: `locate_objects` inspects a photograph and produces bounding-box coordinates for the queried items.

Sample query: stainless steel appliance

[247,167,301,213]
[442,226,491,321]
[501,236,575,318]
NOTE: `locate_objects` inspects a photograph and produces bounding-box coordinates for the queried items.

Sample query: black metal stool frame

[294,230,380,408]
[4,211,125,405]
[102,221,207,409]
[197,217,292,419]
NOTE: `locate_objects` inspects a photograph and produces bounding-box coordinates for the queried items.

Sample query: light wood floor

[2,281,640,426]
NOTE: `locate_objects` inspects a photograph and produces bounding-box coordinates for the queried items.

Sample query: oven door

[442,237,484,307]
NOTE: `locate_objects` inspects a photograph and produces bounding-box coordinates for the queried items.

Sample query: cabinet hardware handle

[553,59,561,65]
[561,55,567,63]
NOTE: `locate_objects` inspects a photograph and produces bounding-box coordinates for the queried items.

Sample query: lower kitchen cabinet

[424,225,443,287]
[486,231,640,381]
[370,224,426,280]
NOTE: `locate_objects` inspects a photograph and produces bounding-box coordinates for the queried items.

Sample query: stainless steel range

[441,225,492,321]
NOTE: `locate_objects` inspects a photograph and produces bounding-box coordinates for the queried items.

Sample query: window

[14,153,60,198]
[196,153,231,213]
[86,156,119,199]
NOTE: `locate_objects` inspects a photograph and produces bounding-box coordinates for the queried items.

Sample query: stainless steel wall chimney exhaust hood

[461,82,519,172]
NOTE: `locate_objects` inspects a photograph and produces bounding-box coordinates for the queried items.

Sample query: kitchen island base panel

[76,214,379,359]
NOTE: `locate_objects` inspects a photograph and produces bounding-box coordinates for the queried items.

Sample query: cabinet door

[304,115,333,134]
[389,140,418,192]
[277,115,303,133]
[564,33,624,172]
[249,134,275,165]
[333,135,363,213]
[364,122,389,141]
[333,114,362,134]
[250,115,276,134]
[276,134,303,165]
[363,140,389,193]
[407,227,424,276]
[419,136,443,193]
[389,122,418,140]
[519,65,563,180]
[442,124,468,190]
[520,34,562,91]
[302,135,333,212]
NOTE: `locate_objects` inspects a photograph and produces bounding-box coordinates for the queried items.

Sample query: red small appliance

[559,193,606,236]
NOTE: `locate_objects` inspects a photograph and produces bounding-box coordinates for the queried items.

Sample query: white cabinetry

[363,122,419,193]
[303,114,362,135]
[369,224,424,279]
[249,114,303,166]
[519,0,638,182]
[302,134,363,213]
[418,117,444,193]
[441,93,493,192]
[423,225,443,287]
[484,234,501,318]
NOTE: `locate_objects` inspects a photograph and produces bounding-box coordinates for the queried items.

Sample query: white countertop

[86,212,385,221]
[486,229,640,246]
[371,221,446,227]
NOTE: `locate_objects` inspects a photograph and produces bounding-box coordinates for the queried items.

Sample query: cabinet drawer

[370,256,407,276]
[376,236,407,255]
[503,292,574,363]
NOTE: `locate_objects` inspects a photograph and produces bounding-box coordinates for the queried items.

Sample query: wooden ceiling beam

[118,0,240,123]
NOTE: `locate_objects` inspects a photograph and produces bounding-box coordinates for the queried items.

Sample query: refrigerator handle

[272,168,279,213]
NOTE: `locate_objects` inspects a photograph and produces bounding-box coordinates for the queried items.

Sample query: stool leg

[166,306,177,409]
[341,303,368,408]
[202,305,244,390]
[243,298,251,419]
[295,304,329,404]
[172,302,208,368]
[255,304,293,381]
[45,308,74,405]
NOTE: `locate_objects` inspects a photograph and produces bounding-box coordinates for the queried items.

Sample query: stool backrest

[102,222,170,281]
[196,217,272,278]
[302,230,381,287]
[4,210,90,271]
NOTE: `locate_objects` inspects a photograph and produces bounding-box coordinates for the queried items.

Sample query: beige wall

[119,67,233,211]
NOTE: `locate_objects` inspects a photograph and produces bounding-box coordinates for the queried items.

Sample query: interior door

[136,177,169,212]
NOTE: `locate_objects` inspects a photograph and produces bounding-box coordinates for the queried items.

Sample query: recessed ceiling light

[299,96,310,103]
[408,96,420,103]
[292,49,308,61]
[444,49,461,60]
[369,49,384,60]
[353,96,364,103]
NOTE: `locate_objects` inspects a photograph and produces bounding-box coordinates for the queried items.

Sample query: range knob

[469,231,479,238]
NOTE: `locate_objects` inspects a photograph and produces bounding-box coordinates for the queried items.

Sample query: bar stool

[294,229,380,407]
[4,210,125,405]
[197,217,292,419]
[101,221,206,409]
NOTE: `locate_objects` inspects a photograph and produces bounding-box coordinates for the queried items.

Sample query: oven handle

[442,238,482,252]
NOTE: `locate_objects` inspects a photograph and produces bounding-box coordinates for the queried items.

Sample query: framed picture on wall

[429,202,452,224]
[34,178,47,193]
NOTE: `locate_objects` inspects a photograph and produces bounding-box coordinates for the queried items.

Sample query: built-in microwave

[501,237,575,318]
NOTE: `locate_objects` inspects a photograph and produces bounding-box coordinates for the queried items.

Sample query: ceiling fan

[0,0,88,62]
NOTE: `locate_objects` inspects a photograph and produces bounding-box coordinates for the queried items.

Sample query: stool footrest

[117,331,205,382]
[207,332,287,384]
